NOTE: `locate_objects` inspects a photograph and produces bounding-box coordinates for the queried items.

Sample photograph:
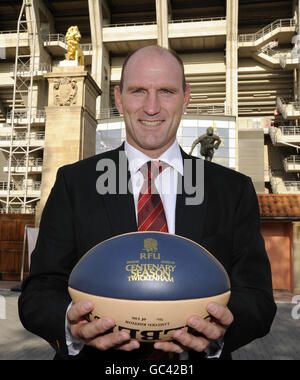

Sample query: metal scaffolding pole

[6,0,37,214]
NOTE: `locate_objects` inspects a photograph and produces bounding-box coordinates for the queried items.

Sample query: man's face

[114,49,190,158]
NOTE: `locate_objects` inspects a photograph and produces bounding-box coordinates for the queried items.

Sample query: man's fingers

[75,317,116,341]
[206,303,234,327]
[115,339,140,352]
[67,300,93,324]
[154,341,185,354]
[172,329,209,352]
[89,331,131,351]
[187,315,224,341]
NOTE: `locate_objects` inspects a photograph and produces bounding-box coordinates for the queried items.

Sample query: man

[19,46,276,360]
[189,127,221,161]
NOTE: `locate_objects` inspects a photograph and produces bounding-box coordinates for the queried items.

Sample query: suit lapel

[175,149,208,242]
[100,144,137,235]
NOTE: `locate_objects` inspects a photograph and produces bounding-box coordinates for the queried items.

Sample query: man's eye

[132,89,144,94]
[160,89,173,94]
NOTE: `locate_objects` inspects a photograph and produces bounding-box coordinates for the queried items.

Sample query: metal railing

[277,97,300,119]
[9,158,43,167]
[0,132,45,141]
[0,30,19,34]
[102,16,226,28]
[186,104,231,115]
[285,181,300,191]
[269,167,300,192]
[285,155,300,163]
[97,108,121,120]
[169,17,226,24]
[42,34,92,51]
[279,126,300,135]
[42,33,66,43]
[80,43,93,52]
[0,181,41,191]
[7,108,46,120]
[0,207,36,214]
[11,62,51,74]
[239,18,296,43]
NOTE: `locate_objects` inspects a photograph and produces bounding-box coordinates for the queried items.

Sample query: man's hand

[154,302,233,354]
[67,300,140,352]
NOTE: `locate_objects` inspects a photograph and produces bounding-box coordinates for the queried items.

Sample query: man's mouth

[139,120,164,126]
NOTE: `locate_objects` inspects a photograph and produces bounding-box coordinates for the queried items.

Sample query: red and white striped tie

[137,161,168,233]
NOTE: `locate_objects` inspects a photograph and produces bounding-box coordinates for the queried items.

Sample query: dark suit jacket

[18,144,276,360]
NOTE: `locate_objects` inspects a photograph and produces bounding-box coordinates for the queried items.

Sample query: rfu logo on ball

[140,238,160,260]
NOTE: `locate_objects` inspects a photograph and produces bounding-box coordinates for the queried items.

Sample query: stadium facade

[0,0,299,289]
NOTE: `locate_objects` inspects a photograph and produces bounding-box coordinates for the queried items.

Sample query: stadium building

[0,0,299,291]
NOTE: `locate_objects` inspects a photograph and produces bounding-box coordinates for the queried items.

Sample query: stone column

[156,0,169,48]
[226,0,238,117]
[35,64,102,226]
[88,0,111,114]
[293,222,300,293]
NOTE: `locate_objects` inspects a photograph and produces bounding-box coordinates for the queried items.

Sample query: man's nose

[143,92,161,115]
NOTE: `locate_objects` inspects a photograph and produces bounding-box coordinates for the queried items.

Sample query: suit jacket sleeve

[18,167,77,356]
[222,176,276,356]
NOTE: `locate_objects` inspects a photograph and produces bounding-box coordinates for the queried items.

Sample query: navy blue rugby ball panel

[68,232,230,301]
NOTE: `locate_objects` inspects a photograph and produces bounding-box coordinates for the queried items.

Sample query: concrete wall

[238,129,265,193]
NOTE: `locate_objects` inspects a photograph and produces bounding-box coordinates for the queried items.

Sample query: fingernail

[173,329,184,339]
[207,303,218,314]
[83,301,93,312]
[103,318,114,329]
[189,317,199,328]
[131,341,140,349]
[120,331,130,340]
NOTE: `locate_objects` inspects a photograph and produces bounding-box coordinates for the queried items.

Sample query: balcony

[6,109,46,126]
[239,18,296,49]
[10,63,51,79]
[0,181,41,198]
[42,34,93,64]
[276,98,300,120]
[3,158,43,173]
[283,155,300,172]
[168,17,226,39]
[269,125,300,146]
[269,168,300,193]
[0,207,36,214]
[253,48,299,69]
[0,132,45,148]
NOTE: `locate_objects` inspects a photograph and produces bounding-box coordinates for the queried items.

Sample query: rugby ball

[68,232,230,342]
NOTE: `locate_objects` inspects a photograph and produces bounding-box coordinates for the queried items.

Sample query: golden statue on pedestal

[65,26,84,66]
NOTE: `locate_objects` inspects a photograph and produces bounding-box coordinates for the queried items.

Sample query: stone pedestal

[35,65,102,226]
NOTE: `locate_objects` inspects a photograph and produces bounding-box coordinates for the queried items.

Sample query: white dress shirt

[125,139,183,234]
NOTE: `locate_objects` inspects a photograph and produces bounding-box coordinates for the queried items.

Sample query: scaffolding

[0,0,43,213]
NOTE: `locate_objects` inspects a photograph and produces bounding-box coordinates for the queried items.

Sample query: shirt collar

[124,139,183,176]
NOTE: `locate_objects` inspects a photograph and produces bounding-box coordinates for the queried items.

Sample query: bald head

[119,46,186,93]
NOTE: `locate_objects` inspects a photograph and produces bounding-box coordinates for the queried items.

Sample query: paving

[0,284,299,360]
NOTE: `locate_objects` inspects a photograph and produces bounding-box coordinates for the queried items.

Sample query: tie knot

[140,161,167,181]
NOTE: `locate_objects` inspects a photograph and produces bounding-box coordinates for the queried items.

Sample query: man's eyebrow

[126,86,145,91]
[159,87,178,92]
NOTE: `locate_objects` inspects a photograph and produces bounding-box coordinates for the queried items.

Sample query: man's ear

[114,85,123,115]
[183,83,191,114]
